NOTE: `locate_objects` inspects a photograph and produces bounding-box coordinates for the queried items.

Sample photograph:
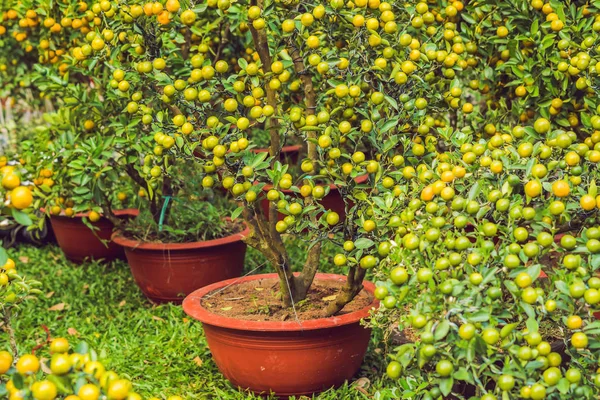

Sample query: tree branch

[248,4,293,291]
[288,42,322,297]
[323,267,366,317]
[242,203,295,307]
[125,163,157,217]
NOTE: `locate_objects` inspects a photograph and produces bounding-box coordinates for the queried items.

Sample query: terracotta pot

[260,174,369,221]
[253,144,303,164]
[112,224,249,303]
[182,273,377,397]
[49,209,138,263]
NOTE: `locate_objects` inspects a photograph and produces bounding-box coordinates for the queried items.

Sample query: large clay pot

[260,174,369,221]
[49,209,138,263]
[182,273,377,397]
[112,224,249,303]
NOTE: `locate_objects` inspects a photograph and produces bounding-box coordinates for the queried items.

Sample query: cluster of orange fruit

[0,163,33,211]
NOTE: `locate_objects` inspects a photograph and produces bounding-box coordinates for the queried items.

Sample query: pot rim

[111,221,249,251]
[45,208,139,220]
[182,273,378,332]
[261,174,369,194]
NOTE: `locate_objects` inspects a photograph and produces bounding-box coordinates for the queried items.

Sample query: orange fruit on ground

[107,379,131,400]
[50,338,70,354]
[16,354,40,375]
[0,350,13,374]
[78,383,101,400]
[31,380,57,400]
[3,258,15,270]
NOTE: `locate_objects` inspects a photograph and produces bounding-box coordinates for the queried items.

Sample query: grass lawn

[1,243,392,399]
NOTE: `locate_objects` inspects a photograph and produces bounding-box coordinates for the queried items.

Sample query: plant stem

[4,310,18,358]
[158,156,174,226]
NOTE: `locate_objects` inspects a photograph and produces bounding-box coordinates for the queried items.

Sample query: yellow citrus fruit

[10,186,33,209]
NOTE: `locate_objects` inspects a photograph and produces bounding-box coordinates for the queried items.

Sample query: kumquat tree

[0,0,600,398]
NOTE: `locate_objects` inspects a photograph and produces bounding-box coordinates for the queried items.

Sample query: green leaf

[11,209,33,226]
[526,317,539,333]
[521,302,536,319]
[531,19,539,35]
[467,181,480,201]
[467,310,490,322]
[354,238,375,249]
[0,246,8,266]
[434,320,450,341]
[74,341,89,355]
[501,323,518,338]
[556,378,570,394]
[461,13,475,24]
[453,368,471,382]
[554,280,570,295]
[379,117,399,134]
[12,373,24,389]
[526,264,541,280]
[47,374,72,394]
[439,377,453,396]
[231,206,244,220]
[396,343,415,368]
[466,338,476,362]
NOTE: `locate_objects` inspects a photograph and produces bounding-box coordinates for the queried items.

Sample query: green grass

[1,243,391,399]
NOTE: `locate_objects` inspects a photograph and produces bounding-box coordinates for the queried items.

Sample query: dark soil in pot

[112,220,249,304]
[202,275,372,321]
[49,209,138,263]
[183,273,378,398]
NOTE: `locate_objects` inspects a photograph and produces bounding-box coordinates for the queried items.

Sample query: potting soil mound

[201,278,373,321]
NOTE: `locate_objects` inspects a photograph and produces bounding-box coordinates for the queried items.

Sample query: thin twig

[4,310,18,358]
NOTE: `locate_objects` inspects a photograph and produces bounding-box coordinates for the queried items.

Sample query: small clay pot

[49,209,138,263]
[112,224,249,303]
